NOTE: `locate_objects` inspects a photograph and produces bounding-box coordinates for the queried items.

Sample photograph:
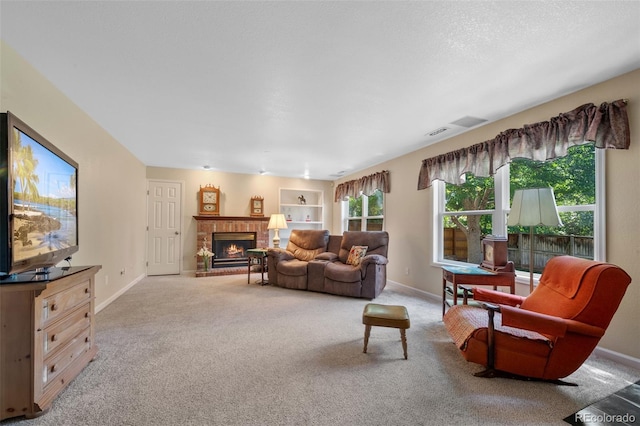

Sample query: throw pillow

[346,245,368,266]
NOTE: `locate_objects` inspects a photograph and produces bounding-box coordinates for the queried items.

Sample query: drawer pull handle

[51,364,58,373]
[85,288,90,294]
[85,312,90,318]
[50,304,58,311]
[51,334,58,342]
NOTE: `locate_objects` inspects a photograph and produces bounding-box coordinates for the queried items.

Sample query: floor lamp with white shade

[506,187,563,293]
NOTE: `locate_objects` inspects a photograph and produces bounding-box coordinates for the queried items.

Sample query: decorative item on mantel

[197,237,215,271]
[250,196,264,217]
[198,184,221,216]
[298,195,306,205]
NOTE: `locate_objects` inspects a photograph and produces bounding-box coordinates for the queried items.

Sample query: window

[343,189,384,232]
[434,143,604,272]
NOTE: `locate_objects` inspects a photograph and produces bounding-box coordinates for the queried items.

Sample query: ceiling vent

[426,127,450,137]
[450,116,487,128]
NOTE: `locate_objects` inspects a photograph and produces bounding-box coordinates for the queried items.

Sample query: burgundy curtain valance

[417,99,630,189]
[334,170,390,202]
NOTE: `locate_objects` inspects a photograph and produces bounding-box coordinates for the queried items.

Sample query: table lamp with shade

[507,187,563,293]
[267,213,288,248]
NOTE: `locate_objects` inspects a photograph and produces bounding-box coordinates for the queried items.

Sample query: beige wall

[145,167,333,270]
[3,39,638,360]
[1,42,148,309]
[333,69,640,359]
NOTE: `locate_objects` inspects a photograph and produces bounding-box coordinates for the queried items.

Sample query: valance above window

[334,170,390,202]
[417,99,630,189]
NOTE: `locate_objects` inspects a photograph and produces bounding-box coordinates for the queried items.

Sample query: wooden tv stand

[0,265,101,420]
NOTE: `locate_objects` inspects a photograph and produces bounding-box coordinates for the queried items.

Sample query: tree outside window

[439,143,598,271]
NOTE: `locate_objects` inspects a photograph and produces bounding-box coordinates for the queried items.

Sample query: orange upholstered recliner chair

[443,255,631,383]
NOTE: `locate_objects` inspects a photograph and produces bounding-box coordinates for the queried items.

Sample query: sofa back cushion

[327,235,342,255]
[338,231,389,264]
[286,229,330,261]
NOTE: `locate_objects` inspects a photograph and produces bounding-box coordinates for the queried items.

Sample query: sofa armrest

[473,287,525,307]
[360,254,388,268]
[315,252,338,261]
[267,248,295,262]
[500,306,605,338]
[359,254,388,279]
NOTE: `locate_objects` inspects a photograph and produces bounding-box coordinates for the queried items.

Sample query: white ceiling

[2,1,639,181]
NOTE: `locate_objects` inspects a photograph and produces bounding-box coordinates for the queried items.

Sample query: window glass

[438,143,598,271]
[344,189,384,232]
[510,144,595,206]
[367,191,384,216]
[445,174,495,212]
[348,219,362,231]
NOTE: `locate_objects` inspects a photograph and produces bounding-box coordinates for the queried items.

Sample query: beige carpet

[7,274,639,425]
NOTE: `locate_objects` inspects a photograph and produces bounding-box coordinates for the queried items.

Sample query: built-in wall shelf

[279,188,324,247]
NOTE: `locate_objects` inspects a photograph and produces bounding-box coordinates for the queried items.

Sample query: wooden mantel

[193,216,270,277]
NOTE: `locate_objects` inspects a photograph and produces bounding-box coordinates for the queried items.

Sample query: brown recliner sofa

[267,230,389,299]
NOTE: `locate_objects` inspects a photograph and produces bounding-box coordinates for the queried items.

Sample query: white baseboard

[387,279,441,303]
[95,273,145,313]
[593,346,640,371]
[388,279,640,371]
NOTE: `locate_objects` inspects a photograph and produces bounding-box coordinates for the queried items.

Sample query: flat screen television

[1,111,79,280]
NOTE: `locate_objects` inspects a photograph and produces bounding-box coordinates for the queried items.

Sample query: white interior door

[147,180,182,275]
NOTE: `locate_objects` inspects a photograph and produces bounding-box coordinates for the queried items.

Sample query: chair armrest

[315,252,338,262]
[500,306,604,338]
[563,319,606,338]
[501,305,567,337]
[479,302,501,313]
[473,287,525,307]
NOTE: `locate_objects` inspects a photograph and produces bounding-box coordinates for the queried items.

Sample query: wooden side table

[247,248,269,285]
[441,263,515,316]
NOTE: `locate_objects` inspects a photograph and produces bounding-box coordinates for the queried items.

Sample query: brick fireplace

[194,215,269,277]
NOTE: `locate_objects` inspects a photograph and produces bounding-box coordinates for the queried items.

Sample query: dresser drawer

[41,326,92,393]
[40,279,92,326]
[43,304,92,357]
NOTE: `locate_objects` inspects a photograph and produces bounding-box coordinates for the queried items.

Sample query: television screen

[1,112,79,277]
[12,129,77,262]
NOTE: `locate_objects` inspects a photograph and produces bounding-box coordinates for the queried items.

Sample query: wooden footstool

[362,303,411,360]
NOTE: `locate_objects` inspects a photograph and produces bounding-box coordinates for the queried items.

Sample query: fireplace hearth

[212,232,257,267]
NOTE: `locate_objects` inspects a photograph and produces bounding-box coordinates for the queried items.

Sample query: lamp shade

[267,213,288,230]
[507,187,563,227]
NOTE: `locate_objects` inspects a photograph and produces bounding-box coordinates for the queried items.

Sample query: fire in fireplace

[212,232,257,267]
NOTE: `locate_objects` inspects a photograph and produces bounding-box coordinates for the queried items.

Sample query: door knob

[175,231,179,235]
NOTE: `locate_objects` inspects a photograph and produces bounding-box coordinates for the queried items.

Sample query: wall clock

[480,235,508,270]
[250,196,264,217]
[199,184,220,216]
